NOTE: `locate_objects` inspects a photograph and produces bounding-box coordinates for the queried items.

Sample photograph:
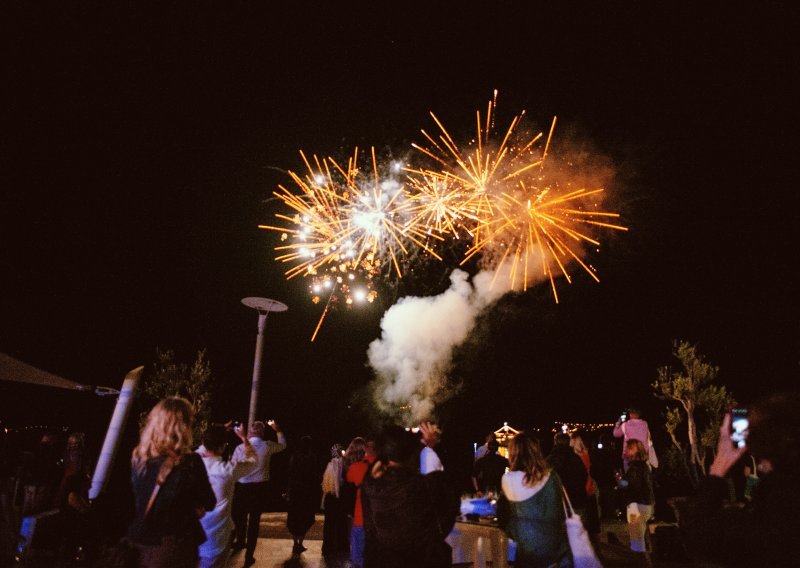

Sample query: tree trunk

[667,428,692,481]
[683,400,702,486]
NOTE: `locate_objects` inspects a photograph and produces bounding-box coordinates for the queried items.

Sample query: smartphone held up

[731,408,749,449]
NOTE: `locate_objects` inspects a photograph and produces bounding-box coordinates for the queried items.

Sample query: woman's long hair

[570,432,588,455]
[508,432,549,486]
[343,436,366,469]
[132,397,194,474]
[626,439,648,462]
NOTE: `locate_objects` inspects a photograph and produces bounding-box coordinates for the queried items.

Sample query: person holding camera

[197,424,257,568]
[677,393,799,566]
[231,420,286,567]
[613,409,653,471]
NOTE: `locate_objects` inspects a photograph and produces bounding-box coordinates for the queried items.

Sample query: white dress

[198,447,257,565]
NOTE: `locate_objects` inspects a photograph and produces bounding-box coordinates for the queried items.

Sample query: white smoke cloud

[366,137,617,422]
[367,256,545,422]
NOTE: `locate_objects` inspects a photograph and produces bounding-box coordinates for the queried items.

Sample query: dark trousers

[135,536,198,568]
[232,481,268,559]
[321,493,349,559]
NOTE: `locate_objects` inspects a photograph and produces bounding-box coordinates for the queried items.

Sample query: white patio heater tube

[89,366,143,500]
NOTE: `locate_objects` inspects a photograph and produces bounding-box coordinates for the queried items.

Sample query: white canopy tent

[0,352,118,396]
[1,352,142,499]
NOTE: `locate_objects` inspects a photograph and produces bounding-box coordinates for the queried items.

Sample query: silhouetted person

[286,436,321,555]
[472,439,508,495]
[547,433,588,512]
[361,426,459,568]
[20,431,62,516]
[321,443,348,561]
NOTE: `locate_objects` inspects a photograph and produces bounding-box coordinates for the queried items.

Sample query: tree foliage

[140,348,214,443]
[653,340,733,486]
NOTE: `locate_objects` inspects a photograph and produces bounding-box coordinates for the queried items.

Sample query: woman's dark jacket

[128,452,216,546]
[361,465,459,568]
[621,461,654,505]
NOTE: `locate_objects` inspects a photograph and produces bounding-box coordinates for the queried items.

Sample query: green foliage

[140,348,215,443]
[653,340,734,486]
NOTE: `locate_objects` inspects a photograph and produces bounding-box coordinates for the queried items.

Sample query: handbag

[561,485,603,568]
[744,455,759,501]
[98,457,175,568]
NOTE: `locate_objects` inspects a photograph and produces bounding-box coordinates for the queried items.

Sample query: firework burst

[403,169,479,239]
[414,94,627,300]
[261,92,627,338]
[260,147,444,337]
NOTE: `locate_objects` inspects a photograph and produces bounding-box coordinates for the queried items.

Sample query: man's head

[628,408,641,420]
[488,439,500,454]
[297,435,313,455]
[377,425,418,467]
[202,425,228,456]
[553,433,571,447]
[249,421,266,438]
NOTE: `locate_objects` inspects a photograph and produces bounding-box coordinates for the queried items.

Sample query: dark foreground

[223,513,699,568]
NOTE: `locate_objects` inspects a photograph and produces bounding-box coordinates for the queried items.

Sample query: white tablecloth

[448,520,515,567]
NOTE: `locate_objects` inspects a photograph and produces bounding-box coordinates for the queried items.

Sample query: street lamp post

[241,297,288,432]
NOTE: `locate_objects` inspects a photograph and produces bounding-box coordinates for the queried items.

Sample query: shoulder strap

[560,482,575,518]
[144,456,175,517]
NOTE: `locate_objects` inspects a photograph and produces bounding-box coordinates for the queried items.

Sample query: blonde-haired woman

[500,432,573,568]
[128,397,215,567]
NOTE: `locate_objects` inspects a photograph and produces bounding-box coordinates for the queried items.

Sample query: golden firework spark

[412,90,545,215]
[261,92,627,339]
[404,169,479,239]
[465,182,627,301]
[416,94,627,300]
[260,147,443,338]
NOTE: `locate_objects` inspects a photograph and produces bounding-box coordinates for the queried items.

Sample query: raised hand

[709,412,747,478]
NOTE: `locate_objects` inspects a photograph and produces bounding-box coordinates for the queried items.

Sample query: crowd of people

[1,392,798,567]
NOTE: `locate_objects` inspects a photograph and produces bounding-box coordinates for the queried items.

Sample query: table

[449,518,510,568]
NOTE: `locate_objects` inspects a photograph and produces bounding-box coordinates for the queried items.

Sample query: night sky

[2,4,797,450]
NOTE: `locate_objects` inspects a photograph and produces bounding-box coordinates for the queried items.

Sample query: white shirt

[198,446,257,560]
[233,433,286,484]
[420,446,444,474]
[474,443,490,461]
[501,471,550,502]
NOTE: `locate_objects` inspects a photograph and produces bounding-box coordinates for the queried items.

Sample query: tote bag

[647,437,659,469]
[561,486,603,568]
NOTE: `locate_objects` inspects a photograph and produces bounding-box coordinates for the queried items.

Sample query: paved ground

[225,514,698,568]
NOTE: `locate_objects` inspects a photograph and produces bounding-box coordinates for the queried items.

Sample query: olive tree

[653,340,733,486]
[140,348,214,442]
